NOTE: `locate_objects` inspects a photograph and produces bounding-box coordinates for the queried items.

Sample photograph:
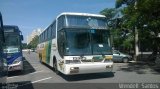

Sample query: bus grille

[81,58,103,62]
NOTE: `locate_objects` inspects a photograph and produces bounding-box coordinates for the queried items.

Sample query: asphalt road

[5,52,160,89]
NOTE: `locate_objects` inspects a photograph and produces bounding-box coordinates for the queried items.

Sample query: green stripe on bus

[48,40,52,64]
[46,40,52,64]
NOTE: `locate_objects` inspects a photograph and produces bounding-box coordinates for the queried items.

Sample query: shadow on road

[4,82,117,89]
[8,57,36,77]
[60,72,114,82]
[3,81,34,89]
[116,62,160,74]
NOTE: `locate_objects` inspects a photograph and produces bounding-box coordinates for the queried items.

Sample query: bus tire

[53,57,59,75]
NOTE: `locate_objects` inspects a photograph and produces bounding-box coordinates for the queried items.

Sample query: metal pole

[134,26,139,61]
[134,0,139,61]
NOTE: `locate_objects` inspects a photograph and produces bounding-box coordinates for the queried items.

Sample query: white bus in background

[37,12,113,75]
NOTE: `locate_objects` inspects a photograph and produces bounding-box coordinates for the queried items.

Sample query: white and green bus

[37,12,113,75]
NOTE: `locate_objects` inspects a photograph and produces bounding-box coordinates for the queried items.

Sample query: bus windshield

[4,33,20,53]
[92,30,111,55]
[65,29,111,56]
[66,30,91,55]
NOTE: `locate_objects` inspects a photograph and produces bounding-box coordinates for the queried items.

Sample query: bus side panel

[42,42,46,63]
[41,40,52,65]
[46,40,52,64]
[49,39,56,67]
[45,42,49,64]
[38,44,43,60]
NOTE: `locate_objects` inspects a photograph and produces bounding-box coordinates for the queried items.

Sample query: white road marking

[31,77,52,83]
[7,75,20,79]
[7,70,43,79]
[17,77,52,87]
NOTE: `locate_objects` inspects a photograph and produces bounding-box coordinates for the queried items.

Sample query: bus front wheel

[53,58,59,75]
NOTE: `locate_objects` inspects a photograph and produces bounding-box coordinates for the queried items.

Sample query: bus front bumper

[63,62,113,75]
[8,61,23,71]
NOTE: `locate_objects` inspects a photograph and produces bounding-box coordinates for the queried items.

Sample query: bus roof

[4,25,19,29]
[3,25,20,33]
[41,12,107,34]
[57,12,106,19]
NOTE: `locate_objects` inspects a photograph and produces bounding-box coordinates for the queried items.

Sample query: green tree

[116,0,160,60]
[28,35,39,48]
[22,43,27,49]
[100,8,134,53]
[100,8,116,19]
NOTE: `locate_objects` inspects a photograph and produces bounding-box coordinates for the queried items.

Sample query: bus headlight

[65,60,81,64]
[13,57,22,64]
[70,67,79,73]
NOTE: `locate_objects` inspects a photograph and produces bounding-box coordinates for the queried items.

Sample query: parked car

[113,50,132,63]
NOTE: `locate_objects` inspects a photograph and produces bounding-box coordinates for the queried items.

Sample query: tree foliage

[27,35,39,49]
[100,8,134,53]
[116,0,160,60]
[100,8,116,19]
[22,43,27,49]
[101,0,160,58]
